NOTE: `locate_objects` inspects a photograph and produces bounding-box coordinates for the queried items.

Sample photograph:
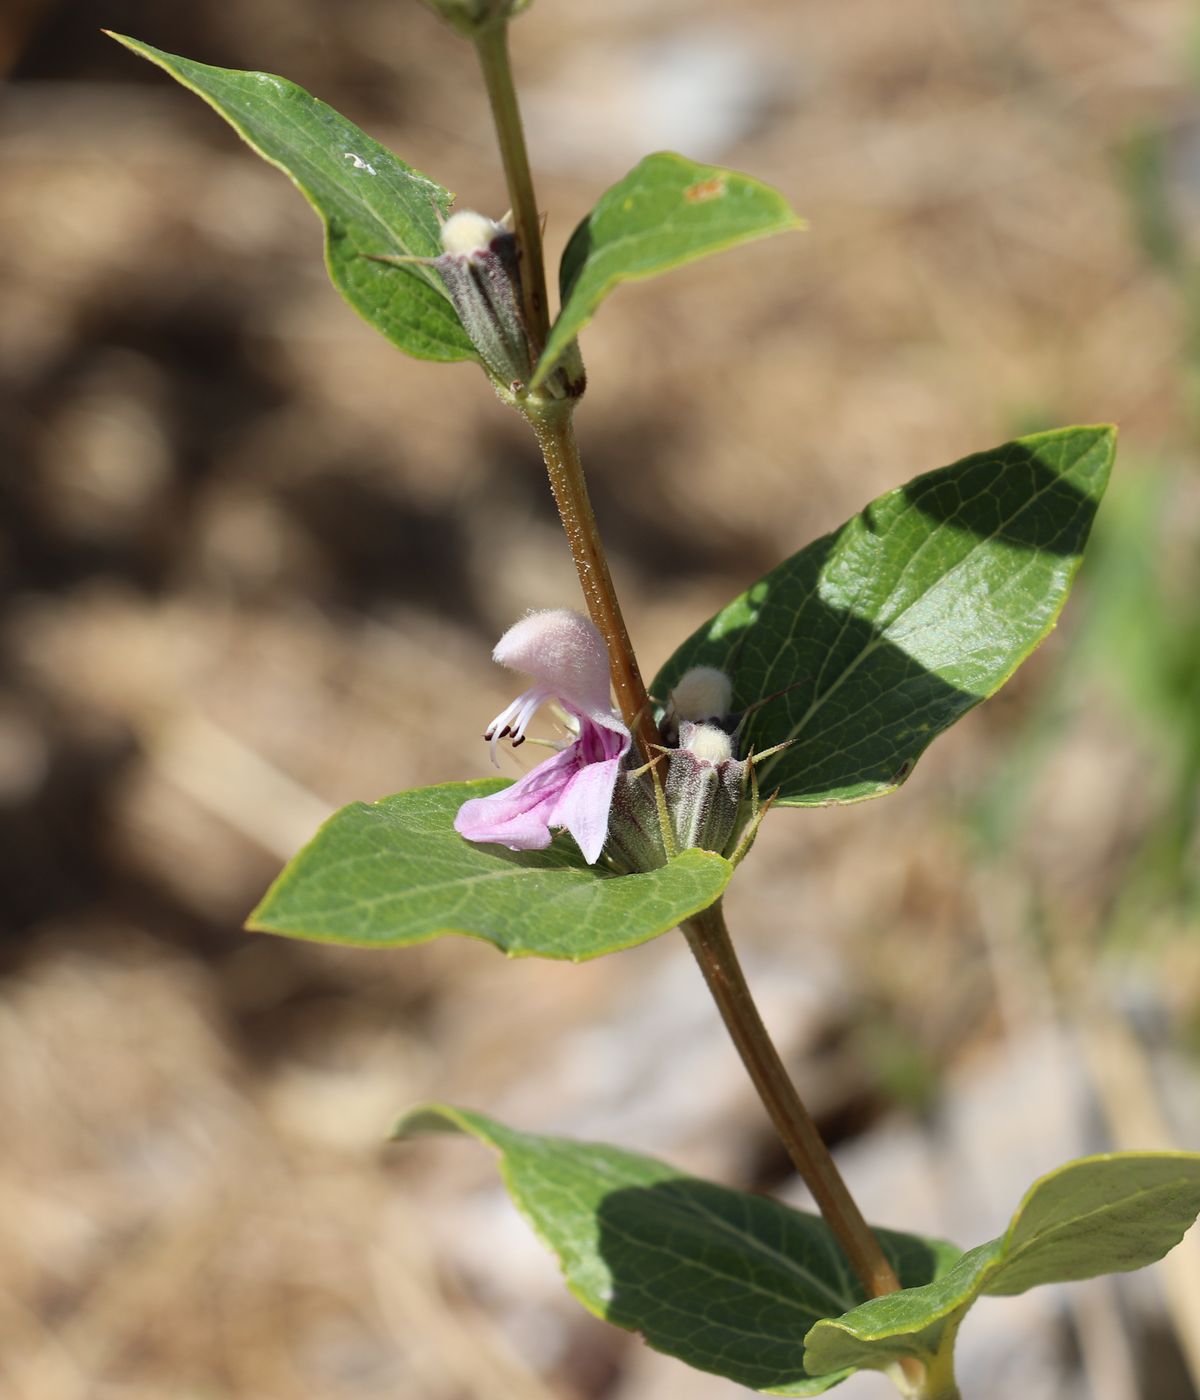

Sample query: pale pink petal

[459,613,632,863]
[550,755,623,864]
[572,710,631,763]
[493,609,612,718]
[454,747,576,851]
[585,708,632,745]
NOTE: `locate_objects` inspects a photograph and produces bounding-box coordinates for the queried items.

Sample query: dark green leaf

[654,426,1116,805]
[532,152,804,388]
[108,33,474,363]
[396,1105,960,1395]
[247,780,732,960]
[804,1151,1200,1377]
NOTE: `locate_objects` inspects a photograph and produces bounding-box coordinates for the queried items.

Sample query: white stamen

[485,696,522,766]
[509,688,546,744]
[485,686,550,766]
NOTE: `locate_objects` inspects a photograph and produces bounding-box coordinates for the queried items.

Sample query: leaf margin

[803,1148,1200,1377]
[396,1103,964,1396]
[245,778,734,962]
[106,30,476,364]
[652,423,1118,810]
[531,150,806,389]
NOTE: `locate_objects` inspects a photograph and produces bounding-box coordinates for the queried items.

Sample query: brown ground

[1,1,1198,1397]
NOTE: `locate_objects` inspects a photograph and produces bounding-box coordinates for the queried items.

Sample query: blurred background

[2,1,1199,1396]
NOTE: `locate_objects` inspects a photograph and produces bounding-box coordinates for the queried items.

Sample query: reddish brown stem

[525,404,658,766]
[683,899,902,1300]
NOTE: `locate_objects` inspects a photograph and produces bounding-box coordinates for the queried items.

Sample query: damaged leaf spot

[685,176,728,203]
[536,153,803,388]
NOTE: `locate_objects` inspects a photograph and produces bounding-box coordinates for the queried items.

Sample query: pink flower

[454,610,630,864]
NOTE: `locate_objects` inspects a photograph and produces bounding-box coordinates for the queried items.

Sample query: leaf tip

[391,1103,488,1146]
[1076,421,1119,452]
[241,907,272,936]
[1081,421,1118,447]
[103,30,157,62]
[242,873,292,937]
[391,1104,453,1142]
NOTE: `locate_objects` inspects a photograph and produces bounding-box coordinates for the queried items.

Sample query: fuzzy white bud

[668,666,733,724]
[440,210,507,257]
[681,722,733,765]
[428,209,531,388]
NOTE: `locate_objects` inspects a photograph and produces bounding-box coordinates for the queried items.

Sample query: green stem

[906,1323,961,1400]
[472,22,550,352]
[917,1355,961,1400]
[682,900,903,1301]
[523,402,659,766]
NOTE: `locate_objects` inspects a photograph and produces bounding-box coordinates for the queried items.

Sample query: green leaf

[247,780,732,960]
[804,1151,1200,1378]
[396,1105,961,1395]
[532,152,804,389]
[653,425,1116,806]
[108,33,475,364]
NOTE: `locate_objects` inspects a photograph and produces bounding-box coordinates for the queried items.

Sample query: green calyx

[418,0,532,39]
[605,721,763,874]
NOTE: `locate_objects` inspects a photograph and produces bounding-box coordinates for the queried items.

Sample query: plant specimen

[110,7,1200,1396]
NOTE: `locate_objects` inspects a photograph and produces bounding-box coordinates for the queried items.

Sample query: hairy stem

[682,899,903,1300]
[472,22,549,351]
[474,19,656,761]
[525,404,659,765]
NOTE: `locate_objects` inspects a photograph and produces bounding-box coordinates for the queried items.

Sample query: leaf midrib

[991,1177,1195,1289]
[129,40,456,319]
[215,74,449,300]
[754,456,1079,785]
[525,1149,856,1317]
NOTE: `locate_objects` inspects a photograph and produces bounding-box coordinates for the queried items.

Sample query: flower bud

[417,0,532,39]
[605,718,753,873]
[662,664,734,744]
[665,721,748,855]
[433,211,533,390]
